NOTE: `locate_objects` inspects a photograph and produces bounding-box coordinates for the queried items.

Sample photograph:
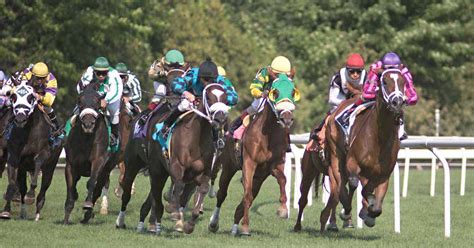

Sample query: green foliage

[0,0,472,135]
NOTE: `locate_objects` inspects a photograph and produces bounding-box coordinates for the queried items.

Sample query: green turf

[0,168,473,248]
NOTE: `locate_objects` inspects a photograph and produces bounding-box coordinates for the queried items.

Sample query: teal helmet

[164,50,185,65]
[93,57,110,71]
[115,62,128,75]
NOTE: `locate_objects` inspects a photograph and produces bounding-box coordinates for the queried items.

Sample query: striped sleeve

[128,75,142,103]
[105,70,123,103]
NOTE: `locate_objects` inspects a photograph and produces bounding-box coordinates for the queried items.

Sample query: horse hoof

[343,219,354,228]
[174,220,184,233]
[100,207,108,215]
[83,201,93,210]
[35,213,40,222]
[114,187,123,198]
[165,204,174,215]
[135,221,145,232]
[276,208,288,219]
[208,188,216,198]
[24,196,35,205]
[81,211,94,224]
[230,224,239,236]
[147,223,156,233]
[326,223,339,232]
[293,223,302,232]
[364,217,376,227]
[183,222,195,234]
[208,222,219,233]
[0,211,12,219]
[240,231,251,237]
[339,209,351,221]
[116,224,126,229]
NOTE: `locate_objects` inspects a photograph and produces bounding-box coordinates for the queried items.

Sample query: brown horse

[63,84,119,224]
[0,107,12,178]
[321,69,406,231]
[208,135,289,232]
[115,67,187,232]
[147,83,230,234]
[0,83,62,220]
[230,73,298,236]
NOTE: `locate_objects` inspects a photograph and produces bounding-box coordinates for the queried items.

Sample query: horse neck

[251,101,287,142]
[375,94,398,144]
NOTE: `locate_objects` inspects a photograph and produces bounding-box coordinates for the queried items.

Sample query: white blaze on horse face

[211,89,225,102]
[389,73,402,94]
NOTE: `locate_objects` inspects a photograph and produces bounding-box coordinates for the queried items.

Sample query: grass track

[0,169,473,247]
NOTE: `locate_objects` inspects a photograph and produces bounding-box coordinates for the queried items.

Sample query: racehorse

[115,66,188,232]
[208,136,289,232]
[230,72,299,236]
[0,107,13,178]
[321,68,406,230]
[63,84,118,224]
[0,82,62,220]
[146,83,230,235]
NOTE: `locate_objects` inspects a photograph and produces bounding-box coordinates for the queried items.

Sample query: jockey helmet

[346,53,365,69]
[198,58,218,80]
[93,57,110,71]
[270,56,291,74]
[32,62,49,77]
[382,52,401,68]
[217,66,226,77]
[0,70,5,81]
[164,50,185,65]
[115,62,128,75]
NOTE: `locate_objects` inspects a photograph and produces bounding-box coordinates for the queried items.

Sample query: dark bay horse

[208,135,289,232]
[115,67,187,232]
[63,84,118,224]
[146,83,230,234]
[0,83,61,220]
[230,73,299,236]
[0,107,13,178]
[321,69,406,230]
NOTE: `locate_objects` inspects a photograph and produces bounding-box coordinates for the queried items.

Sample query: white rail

[286,135,474,238]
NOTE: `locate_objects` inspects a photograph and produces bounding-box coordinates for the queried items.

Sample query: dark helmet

[198,58,218,80]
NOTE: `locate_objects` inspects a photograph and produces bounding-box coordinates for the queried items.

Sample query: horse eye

[273,89,280,99]
[11,94,17,103]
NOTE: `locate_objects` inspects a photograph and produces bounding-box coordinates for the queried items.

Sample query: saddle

[151,111,194,159]
[335,101,375,144]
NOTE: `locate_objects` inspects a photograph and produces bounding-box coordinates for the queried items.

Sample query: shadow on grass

[292,226,381,241]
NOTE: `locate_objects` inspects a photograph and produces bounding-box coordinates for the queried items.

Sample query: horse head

[166,63,190,85]
[379,69,406,114]
[77,84,103,133]
[11,83,37,128]
[203,83,229,129]
[267,71,300,128]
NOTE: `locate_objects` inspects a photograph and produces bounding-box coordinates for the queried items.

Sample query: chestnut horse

[208,135,289,233]
[321,68,406,230]
[147,83,230,234]
[230,73,299,236]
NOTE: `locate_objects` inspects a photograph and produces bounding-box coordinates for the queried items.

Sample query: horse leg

[208,161,221,198]
[149,166,168,235]
[271,162,288,219]
[368,178,390,222]
[83,156,107,211]
[64,163,80,224]
[294,151,318,232]
[136,189,154,233]
[99,176,110,215]
[27,150,50,205]
[341,182,357,228]
[209,161,239,233]
[320,165,341,233]
[233,164,269,236]
[359,179,377,227]
[84,159,116,223]
[0,165,19,219]
[116,155,142,228]
[183,177,209,234]
[35,163,55,221]
[114,161,126,198]
[18,168,28,219]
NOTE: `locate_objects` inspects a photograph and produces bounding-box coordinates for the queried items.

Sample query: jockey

[3,62,60,132]
[138,49,188,125]
[78,56,123,147]
[307,53,367,151]
[361,51,418,140]
[228,55,293,135]
[115,62,142,115]
[159,58,238,136]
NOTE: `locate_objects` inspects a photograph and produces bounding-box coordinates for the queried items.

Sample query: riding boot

[228,111,248,136]
[160,108,182,137]
[138,109,151,126]
[110,123,120,147]
[47,111,60,133]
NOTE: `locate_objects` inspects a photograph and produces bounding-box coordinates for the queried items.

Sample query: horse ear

[267,67,277,80]
[289,67,296,79]
[183,63,190,71]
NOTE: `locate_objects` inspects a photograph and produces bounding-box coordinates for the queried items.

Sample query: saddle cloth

[335,101,375,142]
